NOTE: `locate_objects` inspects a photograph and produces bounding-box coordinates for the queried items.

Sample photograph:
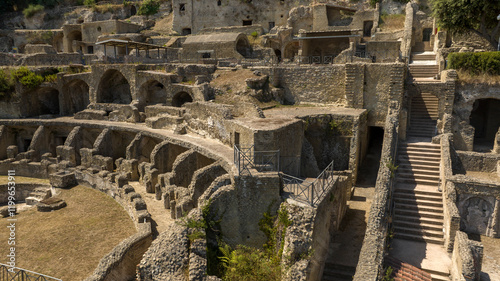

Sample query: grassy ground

[0,185,136,281]
[456,70,500,84]
[0,176,50,185]
[378,14,405,31]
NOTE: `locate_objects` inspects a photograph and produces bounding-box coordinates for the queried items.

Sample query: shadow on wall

[97,69,132,104]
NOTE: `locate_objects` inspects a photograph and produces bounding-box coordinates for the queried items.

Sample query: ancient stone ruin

[0,0,499,280]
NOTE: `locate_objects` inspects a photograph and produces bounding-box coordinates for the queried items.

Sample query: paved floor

[389,238,452,276]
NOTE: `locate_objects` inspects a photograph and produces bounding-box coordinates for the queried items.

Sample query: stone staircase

[322,262,356,281]
[26,187,52,205]
[408,93,438,139]
[409,52,439,79]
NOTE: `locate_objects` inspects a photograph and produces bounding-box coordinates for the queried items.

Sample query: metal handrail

[234,145,280,175]
[281,160,335,206]
[0,263,62,281]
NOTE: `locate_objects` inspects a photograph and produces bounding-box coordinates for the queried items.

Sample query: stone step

[392,220,443,232]
[399,163,440,172]
[399,152,441,160]
[394,187,442,197]
[393,214,443,226]
[397,158,440,167]
[398,168,440,178]
[394,232,444,244]
[428,271,451,281]
[26,196,43,205]
[322,263,356,281]
[397,172,440,181]
[401,142,440,148]
[401,146,440,153]
[393,225,444,238]
[394,207,444,220]
[407,132,436,138]
[394,201,443,213]
[397,177,439,186]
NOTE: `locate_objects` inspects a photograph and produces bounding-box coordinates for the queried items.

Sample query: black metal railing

[234,145,280,175]
[281,160,335,206]
[0,264,62,281]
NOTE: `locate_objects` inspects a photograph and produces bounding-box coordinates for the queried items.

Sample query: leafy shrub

[84,0,96,7]
[23,4,44,18]
[138,0,160,16]
[44,74,57,82]
[11,67,44,89]
[250,31,258,38]
[219,245,281,281]
[448,52,500,75]
[0,70,14,98]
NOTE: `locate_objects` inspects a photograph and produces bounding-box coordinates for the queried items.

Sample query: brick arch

[172,91,193,107]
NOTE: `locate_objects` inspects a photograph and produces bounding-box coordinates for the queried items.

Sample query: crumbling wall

[353,102,400,281]
[450,231,483,281]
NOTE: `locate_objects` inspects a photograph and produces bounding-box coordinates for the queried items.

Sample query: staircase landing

[389,238,451,281]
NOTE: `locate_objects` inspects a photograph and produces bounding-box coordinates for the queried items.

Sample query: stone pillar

[493,129,500,154]
[488,197,500,238]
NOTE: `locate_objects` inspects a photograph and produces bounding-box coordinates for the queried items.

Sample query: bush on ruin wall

[448,52,500,75]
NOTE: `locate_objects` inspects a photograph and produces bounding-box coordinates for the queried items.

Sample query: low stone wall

[353,102,400,281]
[281,174,351,281]
[441,134,461,252]
[85,222,152,281]
[454,151,500,174]
[450,231,483,281]
[0,183,51,204]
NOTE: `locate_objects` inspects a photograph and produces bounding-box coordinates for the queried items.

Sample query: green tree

[137,0,160,16]
[430,0,500,49]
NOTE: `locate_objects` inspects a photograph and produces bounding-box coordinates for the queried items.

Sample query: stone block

[133,198,147,210]
[49,171,77,189]
[6,145,18,159]
[497,161,500,178]
[92,155,113,172]
[116,175,128,187]
[123,185,135,194]
[74,109,108,120]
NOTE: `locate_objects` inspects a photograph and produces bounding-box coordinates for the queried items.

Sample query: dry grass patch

[211,68,257,105]
[379,14,405,31]
[152,13,175,35]
[457,70,500,85]
[0,176,49,185]
[0,185,136,281]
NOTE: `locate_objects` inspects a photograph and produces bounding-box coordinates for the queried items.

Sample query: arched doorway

[97,69,132,104]
[470,98,500,151]
[236,37,251,58]
[274,49,282,62]
[172,91,193,107]
[130,5,137,16]
[23,87,60,117]
[182,28,192,36]
[66,30,82,53]
[63,79,89,115]
[139,80,166,110]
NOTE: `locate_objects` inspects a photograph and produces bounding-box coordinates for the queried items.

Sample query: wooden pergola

[96,39,166,58]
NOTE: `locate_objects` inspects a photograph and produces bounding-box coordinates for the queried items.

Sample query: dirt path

[129,181,174,234]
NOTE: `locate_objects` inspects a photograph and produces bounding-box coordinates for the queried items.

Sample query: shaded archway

[62,79,90,115]
[274,49,282,62]
[97,69,132,104]
[66,30,82,53]
[23,87,60,117]
[172,91,193,107]
[130,5,137,16]
[470,98,500,151]
[139,80,166,110]
[236,37,251,58]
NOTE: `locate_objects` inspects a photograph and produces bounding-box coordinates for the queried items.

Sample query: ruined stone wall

[452,83,500,151]
[281,174,351,281]
[172,0,313,34]
[450,231,483,281]
[354,102,400,281]
[211,173,281,248]
[262,65,346,105]
[441,134,460,252]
